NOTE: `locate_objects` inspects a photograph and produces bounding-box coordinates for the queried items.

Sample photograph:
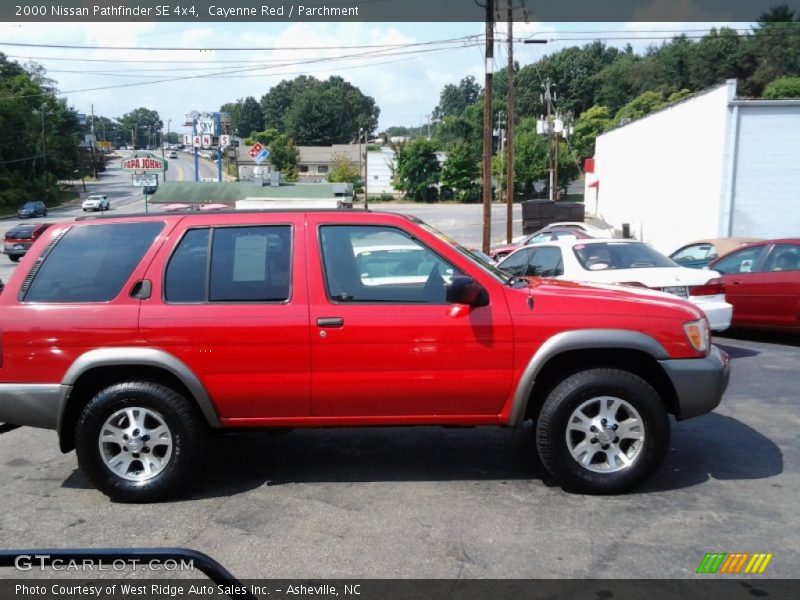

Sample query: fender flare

[58,347,222,433]
[507,329,669,425]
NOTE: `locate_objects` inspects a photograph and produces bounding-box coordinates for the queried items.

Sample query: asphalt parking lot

[0,329,797,580]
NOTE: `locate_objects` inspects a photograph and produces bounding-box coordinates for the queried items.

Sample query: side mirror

[446,276,489,308]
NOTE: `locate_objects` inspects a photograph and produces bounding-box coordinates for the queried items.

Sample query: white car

[497,238,733,331]
[81,194,110,211]
[168,151,178,159]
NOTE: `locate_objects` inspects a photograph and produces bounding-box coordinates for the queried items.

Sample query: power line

[0,35,478,52]
[0,40,482,101]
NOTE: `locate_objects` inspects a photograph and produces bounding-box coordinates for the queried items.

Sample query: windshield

[573,242,678,271]
[415,220,511,283]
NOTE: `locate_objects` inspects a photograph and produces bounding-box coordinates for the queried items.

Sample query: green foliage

[762,76,800,98]
[259,75,379,144]
[0,53,84,206]
[327,153,361,185]
[393,139,441,201]
[433,75,482,120]
[245,128,280,147]
[571,105,611,159]
[613,91,666,125]
[117,107,162,149]
[441,143,479,201]
[267,133,299,181]
[222,96,264,138]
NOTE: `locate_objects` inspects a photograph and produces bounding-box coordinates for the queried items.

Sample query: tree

[433,75,482,120]
[763,76,800,98]
[613,91,666,126]
[327,153,361,185]
[268,133,299,181]
[259,75,379,143]
[441,143,479,201]
[0,54,83,205]
[238,96,264,138]
[571,105,611,159]
[393,139,441,201]
[117,108,162,149]
[245,128,280,147]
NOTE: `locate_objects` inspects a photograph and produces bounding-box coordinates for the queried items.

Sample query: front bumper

[659,345,730,420]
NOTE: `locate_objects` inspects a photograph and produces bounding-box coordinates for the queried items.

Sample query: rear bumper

[659,345,730,420]
[0,384,65,430]
[690,296,733,332]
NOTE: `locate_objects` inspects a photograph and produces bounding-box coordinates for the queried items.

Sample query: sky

[0,20,746,137]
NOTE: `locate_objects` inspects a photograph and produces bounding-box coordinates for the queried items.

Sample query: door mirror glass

[446,276,489,307]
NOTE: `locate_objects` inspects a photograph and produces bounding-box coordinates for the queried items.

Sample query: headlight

[684,319,710,353]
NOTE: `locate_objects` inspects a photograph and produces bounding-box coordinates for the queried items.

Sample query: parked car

[168,151,178,159]
[497,238,733,331]
[3,223,52,262]
[82,194,110,212]
[0,211,729,501]
[546,221,615,238]
[490,227,593,260]
[670,238,762,269]
[17,200,47,219]
[708,239,800,332]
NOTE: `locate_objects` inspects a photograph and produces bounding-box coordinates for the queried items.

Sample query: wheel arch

[508,330,678,425]
[58,348,220,453]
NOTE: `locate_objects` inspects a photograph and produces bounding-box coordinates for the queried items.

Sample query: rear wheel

[535,368,669,494]
[75,381,207,502]
[9,256,20,262]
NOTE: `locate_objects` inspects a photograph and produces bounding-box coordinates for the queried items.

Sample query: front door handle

[317,317,344,328]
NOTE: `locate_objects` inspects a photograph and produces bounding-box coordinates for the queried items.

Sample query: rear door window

[23,222,164,303]
[528,246,564,277]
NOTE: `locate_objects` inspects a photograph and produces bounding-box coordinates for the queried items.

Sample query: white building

[585,79,800,253]
[366,147,397,195]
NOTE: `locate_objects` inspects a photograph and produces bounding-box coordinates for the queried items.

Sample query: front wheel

[75,381,207,502]
[535,368,669,494]
[9,256,20,262]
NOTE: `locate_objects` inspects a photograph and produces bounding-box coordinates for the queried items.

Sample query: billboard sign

[121,152,168,172]
[132,173,158,187]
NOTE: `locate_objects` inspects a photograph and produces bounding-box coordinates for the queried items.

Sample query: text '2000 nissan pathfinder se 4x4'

[0,210,729,502]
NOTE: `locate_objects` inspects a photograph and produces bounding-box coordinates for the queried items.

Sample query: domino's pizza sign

[248,142,270,165]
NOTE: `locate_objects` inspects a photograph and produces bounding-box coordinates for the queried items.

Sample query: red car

[489,227,593,260]
[709,239,800,332]
[0,210,728,501]
[3,223,52,262]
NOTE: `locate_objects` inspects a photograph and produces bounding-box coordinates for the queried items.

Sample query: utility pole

[543,79,555,201]
[481,0,494,254]
[90,104,98,179]
[506,9,515,243]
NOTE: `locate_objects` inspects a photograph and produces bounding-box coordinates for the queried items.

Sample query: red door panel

[305,215,514,420]
[139,214,311,421]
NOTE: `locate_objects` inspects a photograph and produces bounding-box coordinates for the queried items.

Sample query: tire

[9,256,20,263]
[535,368,669,494]
[75,381,207,503]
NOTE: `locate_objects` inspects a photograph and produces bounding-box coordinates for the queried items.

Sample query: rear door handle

[317,317,344,328]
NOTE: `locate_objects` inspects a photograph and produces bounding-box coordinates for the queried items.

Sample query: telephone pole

[505,9,515,243]
[481,0,494,254]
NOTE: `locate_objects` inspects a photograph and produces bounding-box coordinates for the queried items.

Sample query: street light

[32,103,53,191]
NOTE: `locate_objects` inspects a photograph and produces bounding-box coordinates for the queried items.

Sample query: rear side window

[165,225,291,303]
[23,222,164,303]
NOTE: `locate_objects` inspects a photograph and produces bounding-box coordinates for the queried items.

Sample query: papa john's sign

[121,152,168,172]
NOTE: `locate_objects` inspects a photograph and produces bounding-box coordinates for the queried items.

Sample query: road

[0,150,222,285]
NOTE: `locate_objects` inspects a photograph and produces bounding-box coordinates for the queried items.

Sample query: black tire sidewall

[536,369,669,494]
[75,382,204,502]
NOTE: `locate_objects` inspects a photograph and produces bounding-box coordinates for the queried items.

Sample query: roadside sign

[183,134,192,146]
[193,135,201,148]
[132,173,158,187]
[202,134,212,148]
[248,142,270,165]
[121,152,168,172]
[219,135,230,148]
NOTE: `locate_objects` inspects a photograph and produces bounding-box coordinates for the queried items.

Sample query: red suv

[3,223,52,262]
[0,211,729,502]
